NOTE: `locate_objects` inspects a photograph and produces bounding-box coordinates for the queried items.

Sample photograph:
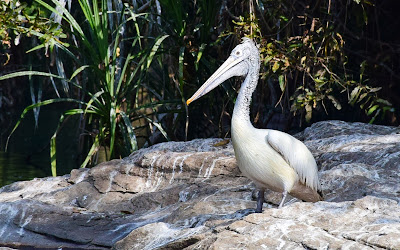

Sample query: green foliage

[0,0,65,65]
[1,0,179,175]
[1,0,224,175]
[152,0,222,139]
[233,0,394,125]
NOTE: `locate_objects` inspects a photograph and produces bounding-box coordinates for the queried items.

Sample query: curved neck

[232,61,260,124]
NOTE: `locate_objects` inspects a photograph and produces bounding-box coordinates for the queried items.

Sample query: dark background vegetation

[1,0,399,176]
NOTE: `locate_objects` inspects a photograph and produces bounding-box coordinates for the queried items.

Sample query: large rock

[0,120,399,249]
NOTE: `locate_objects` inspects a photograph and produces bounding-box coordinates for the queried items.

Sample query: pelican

[187,38,323,212]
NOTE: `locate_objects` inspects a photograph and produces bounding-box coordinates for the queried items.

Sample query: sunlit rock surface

[0,120,399,249]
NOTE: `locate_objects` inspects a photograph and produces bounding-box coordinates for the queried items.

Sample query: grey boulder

[0,120,399,249]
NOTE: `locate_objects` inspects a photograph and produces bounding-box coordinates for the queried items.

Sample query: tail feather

[289,181,323,202]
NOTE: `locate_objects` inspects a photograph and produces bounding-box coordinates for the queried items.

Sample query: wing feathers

[265,130,321,192]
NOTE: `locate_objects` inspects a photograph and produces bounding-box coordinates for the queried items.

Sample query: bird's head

[186,38,259,105]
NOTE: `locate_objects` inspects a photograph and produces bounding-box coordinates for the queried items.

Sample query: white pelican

[187,38,323,212]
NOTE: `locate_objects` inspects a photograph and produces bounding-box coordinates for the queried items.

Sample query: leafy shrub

[232,0,394,127]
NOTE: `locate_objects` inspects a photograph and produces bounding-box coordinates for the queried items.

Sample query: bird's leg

[278,190,288,208]
[255,190,265,213]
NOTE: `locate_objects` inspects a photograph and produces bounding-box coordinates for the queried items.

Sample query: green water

[0,152,47,187]
[0,107,79,188]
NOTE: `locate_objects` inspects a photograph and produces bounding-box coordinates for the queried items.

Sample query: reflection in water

[1,108,80,188]
[0,152,47,187]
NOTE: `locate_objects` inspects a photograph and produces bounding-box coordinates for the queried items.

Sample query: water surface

[0,152,47,187]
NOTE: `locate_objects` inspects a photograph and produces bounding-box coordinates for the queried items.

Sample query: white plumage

[187,38,323,212]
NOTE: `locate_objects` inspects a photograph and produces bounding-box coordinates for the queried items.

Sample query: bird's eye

[236,51,241,56]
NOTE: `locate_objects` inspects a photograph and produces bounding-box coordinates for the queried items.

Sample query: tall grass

[1,0,181,176]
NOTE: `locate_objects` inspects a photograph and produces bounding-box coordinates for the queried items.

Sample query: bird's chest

[232,129,278,185]
[232,133,271,174]
[230,122,296,192]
